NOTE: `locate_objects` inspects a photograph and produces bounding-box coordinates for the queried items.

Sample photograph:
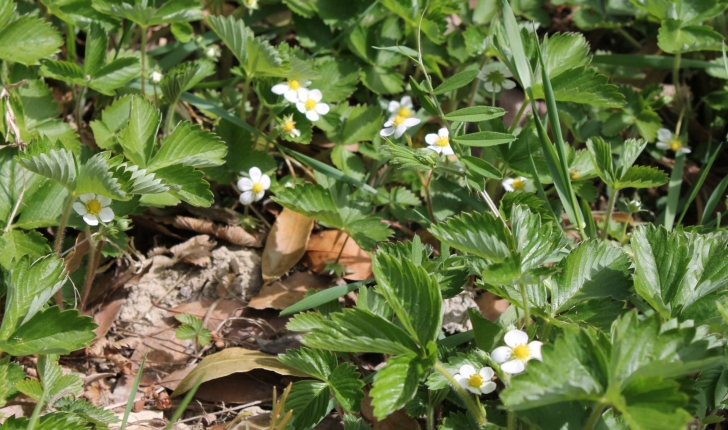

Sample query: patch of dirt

[442,288,478,333]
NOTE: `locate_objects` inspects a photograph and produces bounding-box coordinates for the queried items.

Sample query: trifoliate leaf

[147,164,213,207]
[310,58,360,102]
[0,230,50,270]
[89,95,133,149]
[284,380,331,430]
[39,60,86,86]
[117,96,160,168]
[148,121,226,170]
[75,151,126,199]
[429,212,512,261]
[0,16,63,65]
[615,165,668,189]
[341,104,383,145]
[278,348,338,381]
[657,20,724,54]
[370,353,431,420]
[160,60,215,103]
[89,57,141,95]
[329,363,365,412]
[361,65,404,95]
[16,146,78,190]
[0,307,96,356]
[206,15,253,65]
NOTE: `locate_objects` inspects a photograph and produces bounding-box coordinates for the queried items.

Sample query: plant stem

[601,188,618,241]
[27,396,45,430]
[55,193,75,256]
[421,170,436,224]
[619,209,632,244]
[672,53,681,108]
[433,362,486,426]
[507,411,517,430]
[519,283,530,328]
[165,101,177,137]
[508,98,529,133]
[616,27,641,50]
[584,403,607,430]
[80,235,104,311]
[334,234,351,264]
[427,390,435,430]
[75,85,86,130]
[239,74,252,120]
[140,26,147,96]
[66,23,76,61]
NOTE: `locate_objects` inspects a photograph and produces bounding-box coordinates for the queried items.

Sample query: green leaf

[170,21,194,43]
[89,95,133,149]
[278,348,338,380]
[468,308,503,352]
[118,96,160,168]
[93,0,202,27]
[175,324,199,341]
[0,307,96,356]
[614,166,668,190]
[331,146,366,181]
[148,121,226,170]
[17,146,77,190]
[329,363,365,412]
[280,280,370,316]
[206,15,253,65]
[460,155,503,180]
[370,353,429,420]
[147,164,213,207]
[657,20,724,54]
[89,57,141,95]
[284,380,331,430]
[273,183,341,227]
[111,161,168,195]
[39,60,86,86]
[381,142,438,171]
[287,308,420,355]
[360,65,404,94]
[452,130,516,147]
[429,212,511,261]
[532,67,625,108]
[160,59,215,103]
[0,357,25,407]
[372,252,443,346]
[0,230,50,270]
[310,58,360,102]
[551,240,632,314]
[245,37,285,77]
[84,24,108,76]
[433,69,479,95]
[444,106,506,122]
[500,0,533,90]
[341,105,383,145]
[75,151,126,199]
[0,16,63,65]
[586,137,617,187]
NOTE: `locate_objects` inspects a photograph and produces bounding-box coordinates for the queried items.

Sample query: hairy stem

[80,236,104,311]
[584,403,607,430]
[519,283,530,328]
[66,23,76,61]
[140,26,147,96]
[433,362,486,426]
[27,395,45,430]
[508,97,529,134]
[601,189,618,241]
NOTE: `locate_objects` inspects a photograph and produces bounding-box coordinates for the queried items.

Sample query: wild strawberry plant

[0,0,727,429]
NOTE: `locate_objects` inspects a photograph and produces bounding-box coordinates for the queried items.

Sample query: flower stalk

[433,361,486,426]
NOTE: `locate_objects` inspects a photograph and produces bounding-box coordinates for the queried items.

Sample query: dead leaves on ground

[249,271,330,310]
[153,215,263,247]
[302,230,373,281]
[262,209,314,282]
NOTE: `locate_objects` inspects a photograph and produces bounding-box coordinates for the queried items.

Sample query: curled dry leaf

[170,235,217,267]
[302,230,373,281]
[262,208,314,282]
[154,215,263,247]
[248,271,330,310]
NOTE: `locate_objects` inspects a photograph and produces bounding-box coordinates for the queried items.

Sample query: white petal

[394,125,407,138]
[481,381,497,394]
[403,117,420,127]
[380,127,395,137]
[383,119,395,127]
[454,374,469,390]
[400,96,413,108]
[249,167,262,182]
[502,178,514,191]
[504,329,529,348]
[98,207,114,222]
[314,102,329,115]
[238,177,253,191]
[295,102,306,113]
[73,202,88,216]
[441,146,454,155]
[529,341,543,361]
[305,110,320,121]
[239,191,255,205]
[284,89,299,103]
[679,147,692,154]
[259,174,271,190]
[254,190,266,201]
[466,386,481,395]
[483,81,495,92]
[479,367,495,380]
[271,83,288,95]
[500,359,525,374]
[657,128,672,143]
[297,88,309,101]
[302,81,311,87]
[387,101,400,113]
[79,193,95,203]
[308,89,323,102]
[524,182,536,192]
[656,143,670,150]
[502,79,516,90]
[425,133,438,145]
[292,128,301,137]
[491,346,512,364]
[83,213,99,226]
[438,128,449,137]
[459,365,476,378]
[96,195,112,206]
[427,145,442,154]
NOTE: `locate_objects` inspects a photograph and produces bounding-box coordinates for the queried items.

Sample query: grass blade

[701,174,728,225]
[164,376,203,430]
[280,279,373,316]
[592,54,718,70]
[664,152,686,231]
[120,354,147,430]
[677,142,723,225]
[500,0,532,90]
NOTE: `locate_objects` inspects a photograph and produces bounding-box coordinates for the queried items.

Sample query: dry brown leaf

[262,209,314,282]
[302,230,373,281]
[170,235,216,267]
[91,298,124,342]
[156,216,263,247]
[64,232,89,273]
[248,271,330,310]
[171,348,308,397]
[476,292,510,321]
[187,205,243,224]
[361,393,419,430]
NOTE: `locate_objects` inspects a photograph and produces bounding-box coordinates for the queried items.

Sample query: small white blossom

[386,96,415,120]
[492,330,543,374]
[272,79,311,103]
[656,128,691,155]
[295,88,329,121]
[242,0,258,9]
[238,167,271,205]
[425,127,454,155]
[453,365,497,395]
[73,193,114,226]
[502,176,534,193]
[280,114,301,138]
[150,71,163,84]
[478,62,516,93]
[205,45,221,60]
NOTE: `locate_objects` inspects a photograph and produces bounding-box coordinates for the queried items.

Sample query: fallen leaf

[170,235,216,266]
[249,271,330,310]
[302,230,373,281]
[361,393,419,430]
[262,209,314,282]
[64,232,89,273]
[171,348,308,397]
[155,216,263,247]
[476,292,510,321]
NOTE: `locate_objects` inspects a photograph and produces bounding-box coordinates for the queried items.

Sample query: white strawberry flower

[280,114,301,138]
[380,114,420,139]
[150,71,163,84]
[295,88,330,121]
[453,365,497,395]
[502,176,534,193]
[656,128,691,155]
[242,0,259,9]
[425,127,454,155]
[238,167,271,205]
[73,194,114,226]
[491,329,543,374]
[386,96,415,120]
[271,80,311,103]
[478,62,516,93]
[205,45,221,60]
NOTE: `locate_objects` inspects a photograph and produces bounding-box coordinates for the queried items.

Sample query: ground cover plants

[0,0,727,428]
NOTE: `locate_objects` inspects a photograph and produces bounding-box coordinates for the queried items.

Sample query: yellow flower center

[305,99,317,110]
[252,183,264,194]
[393,115,405,126]
[283,121,296,132]
[397,107,411,118]
[670,139,682,152]
[513,345,530,360]
[288,80,300,90]
[467,373,484,388]
[85,199,102,215]
[512,178,526,191]
[570,171,580,180]
[436,136,449,147]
